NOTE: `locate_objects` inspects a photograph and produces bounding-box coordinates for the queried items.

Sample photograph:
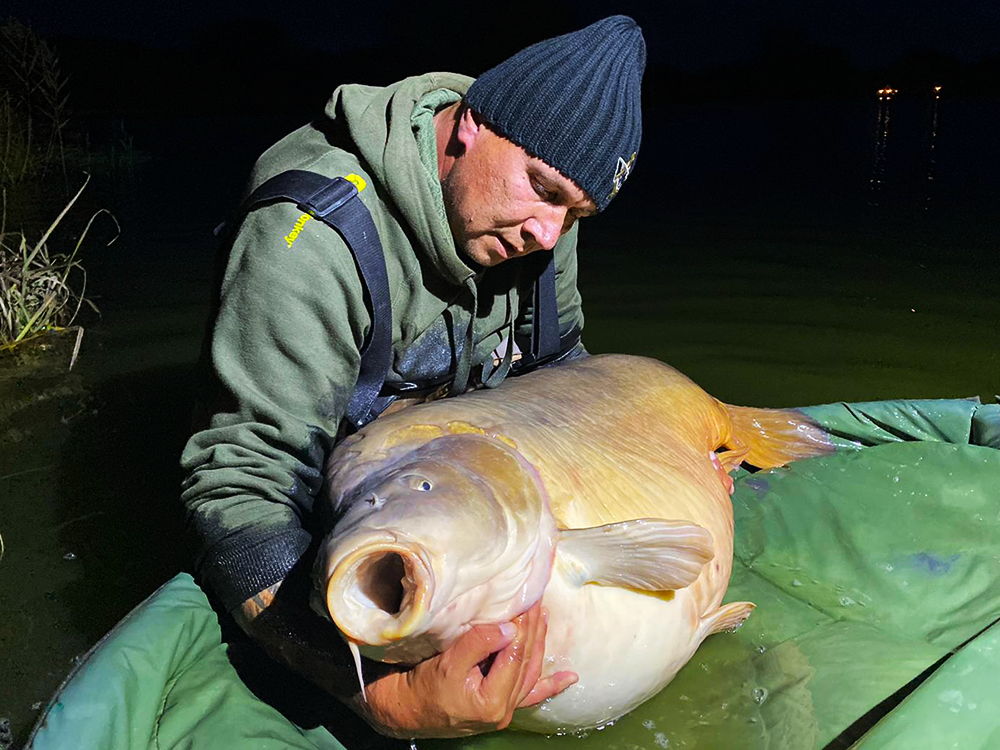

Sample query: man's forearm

[234,574,400,711]
[232,577,575,739]
[236,590,415,737]
[234,581,284,630]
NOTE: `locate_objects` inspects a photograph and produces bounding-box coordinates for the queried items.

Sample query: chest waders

[220,170,569,432]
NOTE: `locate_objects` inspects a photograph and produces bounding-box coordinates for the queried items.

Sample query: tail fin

[724,405,834,469]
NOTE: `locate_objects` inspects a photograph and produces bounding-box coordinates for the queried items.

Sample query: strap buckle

[299,177,357,218]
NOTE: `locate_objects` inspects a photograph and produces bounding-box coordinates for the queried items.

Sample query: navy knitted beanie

[464,15,645,212]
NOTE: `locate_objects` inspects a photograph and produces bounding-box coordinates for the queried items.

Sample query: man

[181,15,645,738]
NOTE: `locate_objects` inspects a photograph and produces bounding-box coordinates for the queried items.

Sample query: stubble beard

[440,169,491,267]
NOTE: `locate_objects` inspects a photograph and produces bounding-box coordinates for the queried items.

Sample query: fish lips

[322,532,436,655]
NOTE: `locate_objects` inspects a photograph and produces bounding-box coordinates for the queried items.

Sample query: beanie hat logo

[609,152,637,201]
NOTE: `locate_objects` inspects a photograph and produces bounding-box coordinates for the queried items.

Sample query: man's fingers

[453,621,517,675]
[518,670,579,708]
[510,602,545,697]
[515,606,549,706]
[480,603,538,702]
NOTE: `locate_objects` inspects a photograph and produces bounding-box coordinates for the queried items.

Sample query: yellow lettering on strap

[345,173,367,192]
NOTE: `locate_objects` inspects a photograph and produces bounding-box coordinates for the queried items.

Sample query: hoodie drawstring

[482,297,514,388]
[450,276,479,395]
[451,277,514,395]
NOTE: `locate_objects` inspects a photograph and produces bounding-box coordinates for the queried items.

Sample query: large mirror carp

[313,354,831,733]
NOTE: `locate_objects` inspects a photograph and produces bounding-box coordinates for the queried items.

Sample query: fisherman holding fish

[182,16,645,738]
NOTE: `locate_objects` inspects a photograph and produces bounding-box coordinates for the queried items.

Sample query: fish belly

[512,573,716,732]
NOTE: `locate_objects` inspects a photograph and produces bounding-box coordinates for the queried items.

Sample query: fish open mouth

[325,541,432,647]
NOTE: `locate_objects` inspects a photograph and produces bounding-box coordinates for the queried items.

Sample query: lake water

[1,95,998,747]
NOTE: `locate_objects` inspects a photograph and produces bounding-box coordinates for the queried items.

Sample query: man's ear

[456,105,486,152]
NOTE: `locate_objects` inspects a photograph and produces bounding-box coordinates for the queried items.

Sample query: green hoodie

[180,73,585,611]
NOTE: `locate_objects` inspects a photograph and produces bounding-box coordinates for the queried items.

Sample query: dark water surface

[1,100,998,746]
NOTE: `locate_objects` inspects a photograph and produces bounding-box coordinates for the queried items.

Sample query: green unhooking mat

[27,399,1000,750]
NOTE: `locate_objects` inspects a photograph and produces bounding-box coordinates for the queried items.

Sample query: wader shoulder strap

[233,170,392,430]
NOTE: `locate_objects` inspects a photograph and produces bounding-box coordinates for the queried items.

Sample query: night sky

[10,0,1000,71]
[5,1,999,215]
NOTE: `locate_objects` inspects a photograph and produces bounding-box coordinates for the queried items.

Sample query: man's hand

[363,600,578,738]
[236,576,577,739]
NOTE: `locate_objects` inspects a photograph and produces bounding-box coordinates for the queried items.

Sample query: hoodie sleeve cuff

[199,527,314,614]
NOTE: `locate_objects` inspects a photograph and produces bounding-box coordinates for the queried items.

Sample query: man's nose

[523,207,569,252]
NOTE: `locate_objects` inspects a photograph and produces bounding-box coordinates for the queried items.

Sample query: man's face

[441,114,598,268]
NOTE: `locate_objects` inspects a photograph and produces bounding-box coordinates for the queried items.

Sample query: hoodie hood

[324,73,476,287]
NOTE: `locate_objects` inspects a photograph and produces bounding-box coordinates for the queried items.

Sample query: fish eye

[404,475,433,492]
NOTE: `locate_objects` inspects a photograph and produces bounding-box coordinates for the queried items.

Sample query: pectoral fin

[557,518,714,591]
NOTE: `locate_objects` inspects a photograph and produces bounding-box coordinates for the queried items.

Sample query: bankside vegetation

[0,177,112,352]
[0,18,71,186]
[0,19,113,356]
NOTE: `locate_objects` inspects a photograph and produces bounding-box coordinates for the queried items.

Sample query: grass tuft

[0,175,116,351]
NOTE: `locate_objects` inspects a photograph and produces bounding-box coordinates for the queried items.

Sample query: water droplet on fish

[643,719,656,730]
[756,645,767,655]
[63,552,76,561]
[791,579,802,587]
[752,687,769,704]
